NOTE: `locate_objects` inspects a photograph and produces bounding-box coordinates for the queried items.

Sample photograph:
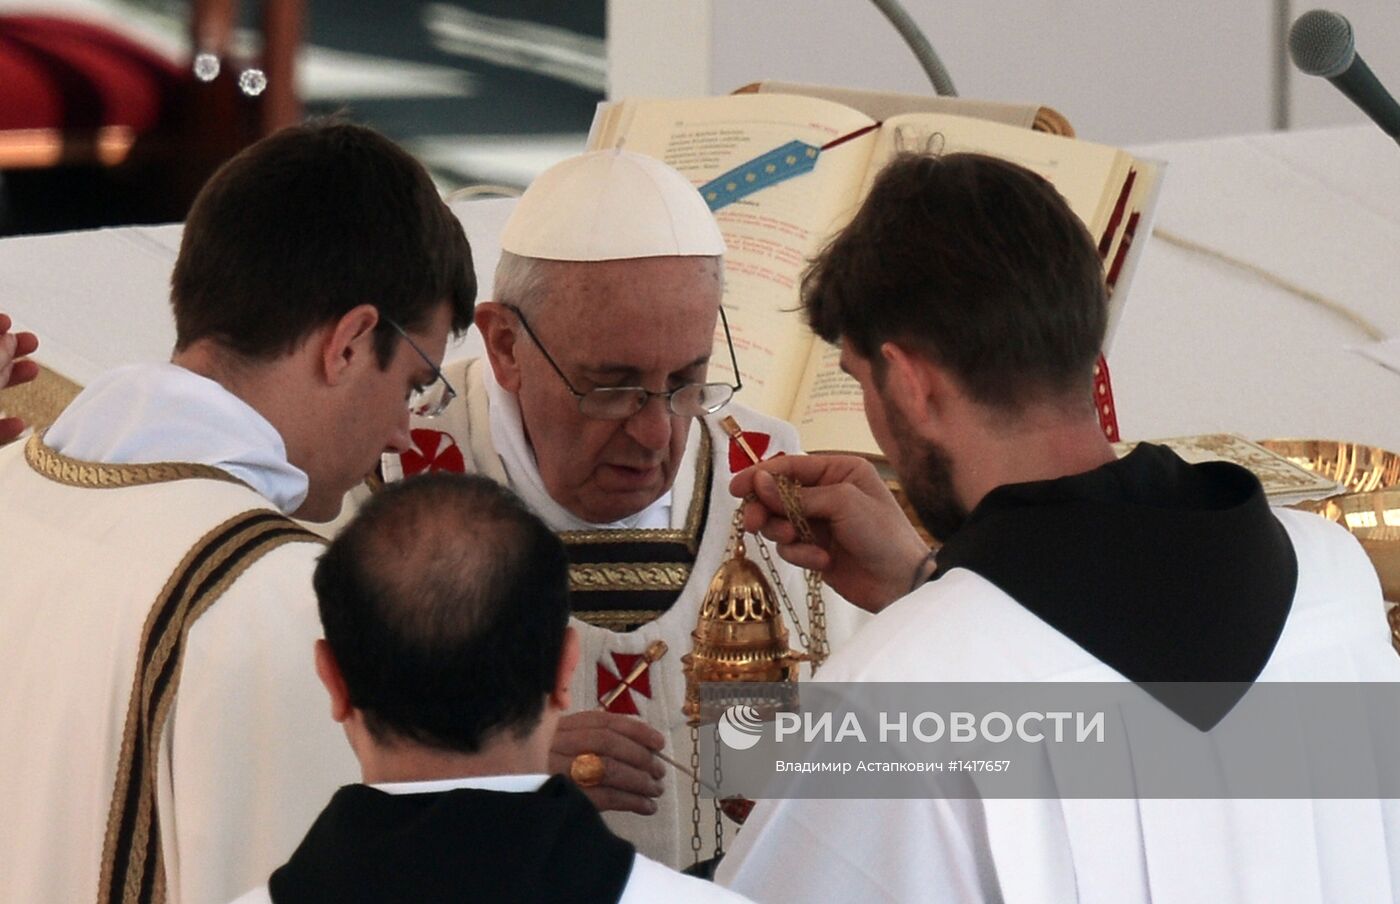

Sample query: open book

[1114,434,1344,507]
[588,90,1161,457]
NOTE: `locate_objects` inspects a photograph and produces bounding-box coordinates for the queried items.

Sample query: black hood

[932,442,1298,729]
[269,775,634,904]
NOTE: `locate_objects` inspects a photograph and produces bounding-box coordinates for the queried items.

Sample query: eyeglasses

[384,317,457,418]
[504,303,743,420]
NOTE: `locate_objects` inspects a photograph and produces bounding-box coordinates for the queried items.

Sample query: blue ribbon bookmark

[699,140,820,212]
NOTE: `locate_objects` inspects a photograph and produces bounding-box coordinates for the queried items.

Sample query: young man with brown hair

[0,120,474,904]
[718,153,1400,903]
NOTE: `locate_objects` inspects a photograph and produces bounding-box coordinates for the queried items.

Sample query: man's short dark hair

[313,473,571,753]
[803,152,1107,409]
[172,119,476,366]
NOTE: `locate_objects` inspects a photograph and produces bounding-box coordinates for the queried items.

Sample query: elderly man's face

[490,256,722,524]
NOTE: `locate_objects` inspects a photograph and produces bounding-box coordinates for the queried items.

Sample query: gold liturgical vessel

[682,543,806,722]
[680,417,822,864]
[1259,439,1400,649]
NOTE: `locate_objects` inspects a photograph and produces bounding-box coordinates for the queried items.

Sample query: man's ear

[879,341,960,435]
[548,626,581,713]
[320,304,381,386]
[474,302,522,393]
[314,638,354,724]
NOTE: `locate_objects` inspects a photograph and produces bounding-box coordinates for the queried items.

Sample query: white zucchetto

[500,149,726,261]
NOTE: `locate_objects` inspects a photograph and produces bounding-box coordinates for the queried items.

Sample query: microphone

[1289,9,1400,142]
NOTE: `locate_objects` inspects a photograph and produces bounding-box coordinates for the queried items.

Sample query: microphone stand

[869,0,958,96]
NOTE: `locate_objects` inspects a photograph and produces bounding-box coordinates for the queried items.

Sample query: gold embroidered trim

[560,428,712,554]
[570,562,692,593]
[26,432,243,489]
[574,609,667,631]
[98,512,324,904]
[0,363,81,436]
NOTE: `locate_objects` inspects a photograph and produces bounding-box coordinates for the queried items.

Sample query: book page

[752,81,1040,130]
[1103,160,1159,277]
[860,112,1129,236]
[588,95,877,418]
[1113,434,1342,505]
[1103,160,1164,349]
[788,340,882,457]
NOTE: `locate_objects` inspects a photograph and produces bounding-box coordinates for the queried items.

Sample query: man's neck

[172,343,293,439]
[173,340,321,492]
[357,735,550,786]
[955,408,1116,512]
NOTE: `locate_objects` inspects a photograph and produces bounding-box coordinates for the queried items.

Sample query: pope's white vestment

[382,357,867,868]
[0,363,357,904]
[718,504,1400,903]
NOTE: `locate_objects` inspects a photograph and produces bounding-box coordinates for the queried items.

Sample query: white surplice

[380,357,869,869]
[0,363,357,904]
[717,507,1400,903]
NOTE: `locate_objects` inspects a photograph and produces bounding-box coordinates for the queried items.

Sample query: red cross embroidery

[399,429,465,477]
[596,652,653,715]
[728,430,773,473]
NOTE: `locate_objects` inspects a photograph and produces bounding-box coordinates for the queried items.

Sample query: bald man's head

[314,473,570,753]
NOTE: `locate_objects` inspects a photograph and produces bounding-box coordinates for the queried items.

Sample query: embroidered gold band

[570,562,691,594]
[98,511,324,904]
[563,527,694,546]
[27,433,242,489]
